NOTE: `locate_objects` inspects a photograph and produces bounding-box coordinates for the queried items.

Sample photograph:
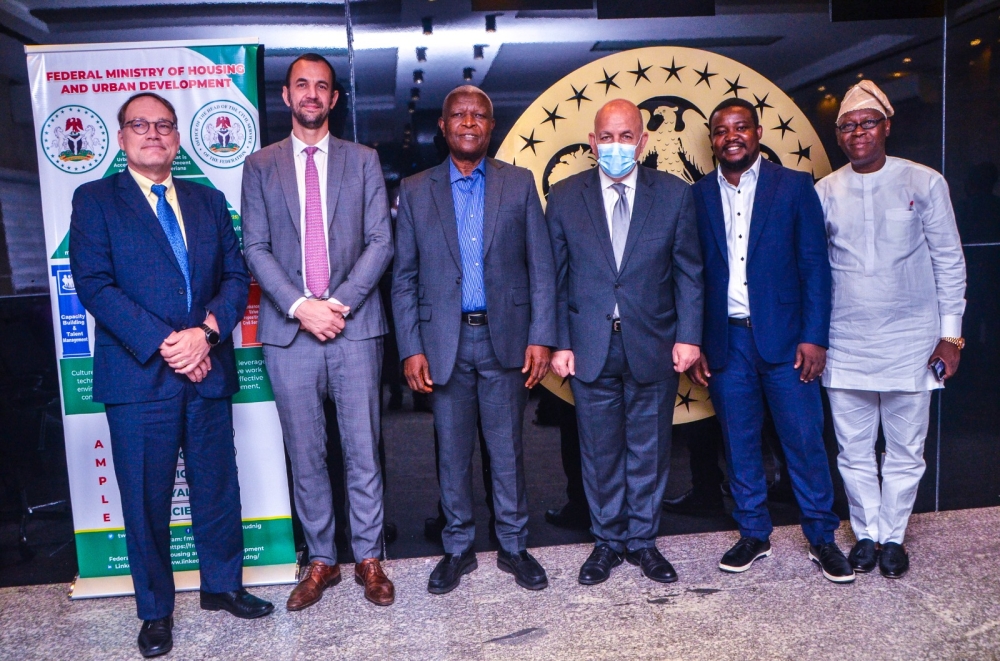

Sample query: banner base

[69,564,298,600]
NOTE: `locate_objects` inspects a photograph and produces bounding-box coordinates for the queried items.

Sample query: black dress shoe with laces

[848,538,879,573]
[137,616,173,658]
[428,549,478,594]
[578,544,624,585]
[497,549,548,590]
[625,547,678,583]
[200,588,275,619]
[809,542,856,583]
[719,537,772,573]
[879,542,910,579]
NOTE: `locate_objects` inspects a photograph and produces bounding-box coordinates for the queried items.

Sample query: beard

[292,101,330,130]
[718,145,758,174]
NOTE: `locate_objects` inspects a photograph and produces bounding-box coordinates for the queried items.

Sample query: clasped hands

[686,342,826,387]
[159,313,219,384]
[295,298,351,341]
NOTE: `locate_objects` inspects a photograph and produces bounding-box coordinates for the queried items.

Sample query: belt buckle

[467,312,487,326]
[612,318,622,332]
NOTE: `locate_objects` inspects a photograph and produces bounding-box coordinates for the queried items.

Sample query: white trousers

[827,388,931,545]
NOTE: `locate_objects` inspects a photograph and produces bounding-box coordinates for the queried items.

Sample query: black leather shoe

[497,549,548,590]
[848,539,879,573]
[662,489,726,517]
[578,544,624,585]
[719,537,771,573]
[544,503,591,531]
[428,549,478,594]
[879,542,910,579]
[200,588,275,619]
[625,547,678,583]
[137,616,173,658]
[809,542,856,583]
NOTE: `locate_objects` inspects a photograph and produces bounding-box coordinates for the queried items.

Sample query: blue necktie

[151,183,191,311]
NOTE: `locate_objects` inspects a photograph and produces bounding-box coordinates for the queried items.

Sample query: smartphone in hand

[929,357,946,382]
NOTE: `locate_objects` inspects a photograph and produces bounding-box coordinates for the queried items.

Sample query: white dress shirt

[717,154,760,319]
[598,165,638,319]
[816,156,967,391]
[288,132,334,317]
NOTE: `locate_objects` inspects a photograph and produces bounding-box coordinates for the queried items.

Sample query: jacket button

[456,277,462,284]
[606,314,612,320]
[178,288,184,295]
[614,283,621,289]
[296,269,302,276]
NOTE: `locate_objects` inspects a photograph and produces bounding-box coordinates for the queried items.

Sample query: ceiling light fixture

[463,67,475,81]
[410,87,420,101]
[416,47,427,62]
[817,85,826,92]
[413,69,424,84]
[485,15,497,32]
[474,45,486,60]
[903,57,912,63]
[970,38,982,46]
[422,17,433,35]
[408,101,416,114]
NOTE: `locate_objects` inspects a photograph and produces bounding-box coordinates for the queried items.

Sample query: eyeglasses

[123,119,176,136]
[835,117,885,134]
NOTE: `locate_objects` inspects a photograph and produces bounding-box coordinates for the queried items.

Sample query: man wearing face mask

[547,99,704,585]
[688,98,852,583]
[816,82,966,578]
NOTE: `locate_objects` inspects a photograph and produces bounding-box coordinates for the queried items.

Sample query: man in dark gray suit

[393,86,556,594]
[547,99,704,585]
[241,53,395,609]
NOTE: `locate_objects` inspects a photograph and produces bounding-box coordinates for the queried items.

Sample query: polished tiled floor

[2,507,999,660]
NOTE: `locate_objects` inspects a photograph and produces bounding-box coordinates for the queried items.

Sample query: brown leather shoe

[354,558,395,606]
[286,560,341,611]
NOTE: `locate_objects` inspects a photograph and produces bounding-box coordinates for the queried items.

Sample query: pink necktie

[303,146,328,298]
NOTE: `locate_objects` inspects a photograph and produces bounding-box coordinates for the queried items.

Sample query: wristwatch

[941,336,965,350]
[200,323,221,347]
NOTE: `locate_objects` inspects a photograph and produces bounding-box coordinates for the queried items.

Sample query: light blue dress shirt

[450,158,487,312]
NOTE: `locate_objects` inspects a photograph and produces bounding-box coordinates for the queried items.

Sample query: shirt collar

[291,132,330,156]
[717,153,762,189]
[449,157,486,184]
[599,164,639,192]
[128,167,173,197]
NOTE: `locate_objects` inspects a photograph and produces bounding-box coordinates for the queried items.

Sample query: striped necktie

[303,145,328,298]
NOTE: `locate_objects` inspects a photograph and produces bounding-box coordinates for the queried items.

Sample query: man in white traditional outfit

[816,80,967,579]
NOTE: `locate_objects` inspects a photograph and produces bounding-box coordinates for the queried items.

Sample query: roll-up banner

[25,38,297,599]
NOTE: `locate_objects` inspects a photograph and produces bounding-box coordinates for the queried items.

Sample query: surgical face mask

[596,142,638,178]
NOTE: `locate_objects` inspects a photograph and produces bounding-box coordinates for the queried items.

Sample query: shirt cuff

[288,296,307,318]
[940,314,963,338]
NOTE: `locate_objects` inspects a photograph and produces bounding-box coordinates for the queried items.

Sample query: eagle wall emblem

[41,106,109,174]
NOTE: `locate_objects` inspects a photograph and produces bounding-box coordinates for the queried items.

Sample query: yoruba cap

[837,80,894,123]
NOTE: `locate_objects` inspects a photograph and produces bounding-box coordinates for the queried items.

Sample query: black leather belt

[728,316,752,328]
[462,312,488,326]
[612,318,622,332]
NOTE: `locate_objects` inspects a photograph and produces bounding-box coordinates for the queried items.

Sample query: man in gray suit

[547,99,704,585]
[393,86,556,594]
[241,53,395,609]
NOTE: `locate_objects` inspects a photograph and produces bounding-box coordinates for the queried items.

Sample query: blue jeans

[709,325,839,546]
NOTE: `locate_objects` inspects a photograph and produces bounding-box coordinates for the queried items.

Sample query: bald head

[589,99,648,181]
[594,99,643,136]
[442,85,494,118]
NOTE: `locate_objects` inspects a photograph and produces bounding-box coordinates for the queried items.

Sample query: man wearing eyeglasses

[69,92,272,658]
[816,80,967,579]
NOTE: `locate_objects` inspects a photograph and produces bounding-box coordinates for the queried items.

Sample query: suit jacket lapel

[702,174,728,265]
[117,172,185,278]
[747,159,778,263]
[583,168,618,275]
[326,137,347,232]
[429,160,462,269]
[481,158,504,257]
[276,138,301,241]
[617,166,653,274]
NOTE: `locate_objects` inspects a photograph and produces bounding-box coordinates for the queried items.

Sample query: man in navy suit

[688,98,853,583]
[547,99,704,586]
[70,92,272,658]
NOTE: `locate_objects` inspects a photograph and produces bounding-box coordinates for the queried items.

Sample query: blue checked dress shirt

[151,183,191,311]
[450,159,487,312]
